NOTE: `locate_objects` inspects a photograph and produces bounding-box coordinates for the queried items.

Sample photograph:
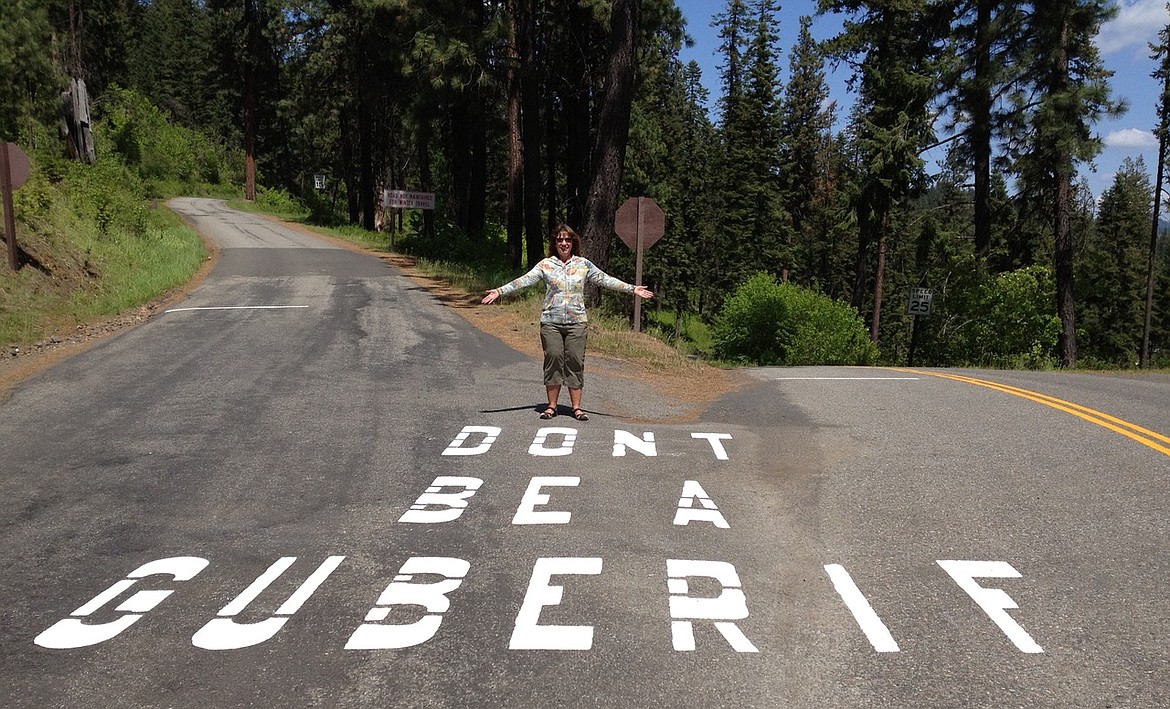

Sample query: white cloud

[1105,127,1158,148]
[1097,0,1168,55]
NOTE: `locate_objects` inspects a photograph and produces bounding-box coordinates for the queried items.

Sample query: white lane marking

[824,564,900,652]
[165,306,308,313]
[937,560,1043,653]
[770,376,919,380]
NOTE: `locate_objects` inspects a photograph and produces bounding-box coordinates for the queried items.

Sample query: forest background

[3,0,1170,371]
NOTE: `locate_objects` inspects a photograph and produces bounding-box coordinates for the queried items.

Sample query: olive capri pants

[540,322,588,388]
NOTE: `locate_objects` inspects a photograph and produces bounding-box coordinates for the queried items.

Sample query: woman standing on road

[481,224,653,421]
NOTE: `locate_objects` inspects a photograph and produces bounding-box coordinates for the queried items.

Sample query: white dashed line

[164,306,309,313]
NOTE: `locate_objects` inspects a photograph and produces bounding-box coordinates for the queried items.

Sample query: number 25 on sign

[907,287,933,316]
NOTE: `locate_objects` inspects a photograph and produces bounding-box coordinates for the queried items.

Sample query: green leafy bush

[94,86,242,193]
[942,265,1060,369]
[712,272,876,365]
[254,186,304,215]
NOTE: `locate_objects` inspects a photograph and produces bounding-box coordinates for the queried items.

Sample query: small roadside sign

[383,189,435,210]
[313,174,326,190]
[908,287,933,316]
[614,197,665,333]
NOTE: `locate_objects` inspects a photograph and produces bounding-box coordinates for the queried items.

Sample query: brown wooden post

[2,143,17,271]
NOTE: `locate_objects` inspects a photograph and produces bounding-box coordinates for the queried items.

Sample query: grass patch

[1,184,205,349]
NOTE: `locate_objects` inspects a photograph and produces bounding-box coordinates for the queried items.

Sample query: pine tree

[819,0,946,344]
[1009,0,1123,367]
[1077,158,1152,366]
[1,0,58,141]
[712,0,786,303]
[1144,7,1170,367]
[940,0,1028,265]
[779,15,838,289]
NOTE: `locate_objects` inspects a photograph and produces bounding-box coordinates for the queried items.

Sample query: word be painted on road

[34,426,1044,656]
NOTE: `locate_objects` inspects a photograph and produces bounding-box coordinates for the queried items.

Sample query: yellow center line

[891,368,1170,458]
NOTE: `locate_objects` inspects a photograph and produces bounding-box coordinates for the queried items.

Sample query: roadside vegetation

[7,3,1170,372]
[0,81,1166,372]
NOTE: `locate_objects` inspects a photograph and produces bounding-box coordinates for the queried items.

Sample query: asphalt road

[1,198,1167,708]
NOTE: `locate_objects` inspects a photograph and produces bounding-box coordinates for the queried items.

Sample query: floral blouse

[495,256,635,324]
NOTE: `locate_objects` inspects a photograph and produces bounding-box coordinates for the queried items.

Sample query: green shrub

[943,265,1060,369]
[93,86,242,194]
[254,186,304,216]
[712,273,789,364]
[713,272,876,366]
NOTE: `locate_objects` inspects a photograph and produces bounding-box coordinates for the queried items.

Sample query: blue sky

[676,0,1169,201]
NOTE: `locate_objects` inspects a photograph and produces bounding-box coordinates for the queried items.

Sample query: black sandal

[539,406,557,419]
[572,408,589,421]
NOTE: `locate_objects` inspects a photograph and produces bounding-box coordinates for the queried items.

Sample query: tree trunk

[449,96,472,234]
[506,0,524,268]
[972,0,992,262]
[418,118,435,240]
[562,1,593,229]
[581,0,639,280]
[870,209,889,344]
[1054,167,1077,367]
[1052,24,1077,368]
[244,67,256,201]
[468,85,488,241]
[544,90,559,242]
[1142,72,1169,367]
[520,0,544,266]
[341,111,358,224]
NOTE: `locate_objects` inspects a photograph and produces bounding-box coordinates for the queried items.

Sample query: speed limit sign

[908,287,933,316]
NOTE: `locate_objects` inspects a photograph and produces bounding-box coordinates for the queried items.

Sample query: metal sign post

[614,197,664,332]
[906,287,933,366]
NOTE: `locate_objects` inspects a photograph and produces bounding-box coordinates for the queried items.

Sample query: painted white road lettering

[612,430,657,457]
[441,426,502,456]
[666,559,757,653]
[192,556,344,650]
[512,477,579,525]
[691,433,733,460]
[937,560,1044,653]
[824,564,900,652]
[35,556,209,649]
[528,427,578,456]
[346,557,471,650]
[510,557,602,650]
[673,481,730,528]
[399,476,484,524]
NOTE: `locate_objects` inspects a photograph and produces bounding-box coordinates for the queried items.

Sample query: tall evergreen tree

[712,0,786,302]
[1009,0,1123,367]
[819,0,945,344]
[780,15,838,288]
[0,0,57,141]
[1144,6,1170,367]
[127,0,211,129]
[1077,157,1151,365]
[581,0,640,277]
[939,0,1027,265]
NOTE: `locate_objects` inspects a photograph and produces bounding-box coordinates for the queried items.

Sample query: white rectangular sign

[383,189,435,210]
[908,287,933,316]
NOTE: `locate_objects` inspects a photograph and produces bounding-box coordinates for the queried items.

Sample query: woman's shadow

[478,403,610,418]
